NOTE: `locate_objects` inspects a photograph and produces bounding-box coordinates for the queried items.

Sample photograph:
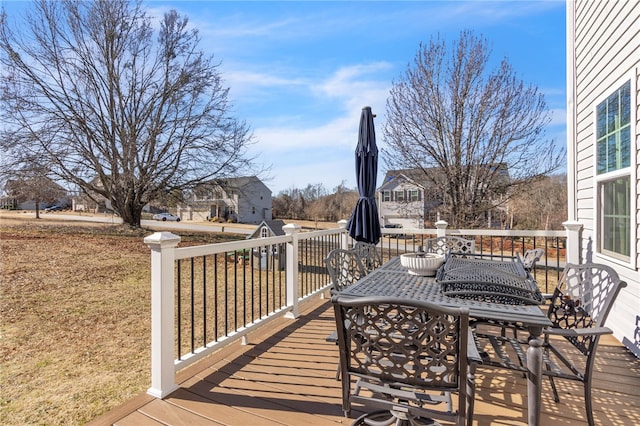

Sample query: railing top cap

[283,223,302,234]
[144,231,182,246]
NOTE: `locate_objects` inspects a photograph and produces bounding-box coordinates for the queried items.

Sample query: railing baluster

[214,253,219,343]
[190,257,195,354]
[203,256,207,345]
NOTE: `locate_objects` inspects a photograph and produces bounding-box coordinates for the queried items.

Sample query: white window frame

[394,190,405,202]
[260,226,269,238]
[382,190,391,202]
[593,72,637,267]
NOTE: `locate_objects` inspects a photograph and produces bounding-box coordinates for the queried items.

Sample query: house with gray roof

[180,176,272,224]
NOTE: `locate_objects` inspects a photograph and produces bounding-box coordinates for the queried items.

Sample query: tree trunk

[115,202,143,228]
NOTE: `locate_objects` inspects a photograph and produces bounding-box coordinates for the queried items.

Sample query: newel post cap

[435,220,448,229]
[144,232,181,248]
[283,223,302,235]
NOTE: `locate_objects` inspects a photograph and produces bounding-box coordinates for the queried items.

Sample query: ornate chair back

[325,248,366,293]
[352,241,382,274]
[426,236,475,255]
[332,295,476,426]
[520,248,544,271]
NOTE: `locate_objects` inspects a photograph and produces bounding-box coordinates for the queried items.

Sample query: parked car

[43,205,63,212]
[152,213,181,222]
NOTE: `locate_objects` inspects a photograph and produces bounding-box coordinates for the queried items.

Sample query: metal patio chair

[353,241,382,275]
[332,295,480,426]
[325,248,367,294]
[325,248,368,379]
[425,236,475,256]
[473,262,627,426]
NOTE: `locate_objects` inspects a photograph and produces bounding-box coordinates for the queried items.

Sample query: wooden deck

[89,297,640,426]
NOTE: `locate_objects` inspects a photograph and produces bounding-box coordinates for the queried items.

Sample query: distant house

[378,167,509,229]
[180,176,272,224]
[566,0,639,357]
[246,219,286,239]
[2,177,69,210]
[246,219,286,270]
[377,169,434,229]
[71,177,112,213]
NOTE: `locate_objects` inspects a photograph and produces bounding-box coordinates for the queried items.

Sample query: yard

[0,214,241,425]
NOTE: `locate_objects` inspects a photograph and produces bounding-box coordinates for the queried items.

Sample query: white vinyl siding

[569,0,640,357]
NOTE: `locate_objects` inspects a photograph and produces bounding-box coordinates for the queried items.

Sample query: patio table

[338,255,552,426]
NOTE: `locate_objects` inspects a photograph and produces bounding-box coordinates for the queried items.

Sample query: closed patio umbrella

[346,106,381,245]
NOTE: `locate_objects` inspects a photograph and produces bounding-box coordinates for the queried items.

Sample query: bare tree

[509,174,567,230]
[4,168,67,218]
[383,30,565,228]
[0,0,255,227]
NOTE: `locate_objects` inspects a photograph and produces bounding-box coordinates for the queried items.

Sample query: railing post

[435,220,448,238]
[144,231,181,399]
[283,223,302,319]
[338,219,349,249]
[563,220,583,265]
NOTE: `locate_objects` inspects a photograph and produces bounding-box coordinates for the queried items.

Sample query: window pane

[607,134,617,171]
[597,139,607,174]
[620,81,631,125]
[601,177,630,258]
[620,127,631,168]
[606,92,618,132]
[596,80,631,175]
[596,102,607,138]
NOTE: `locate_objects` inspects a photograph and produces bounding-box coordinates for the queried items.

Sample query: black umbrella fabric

[346,106,381,245]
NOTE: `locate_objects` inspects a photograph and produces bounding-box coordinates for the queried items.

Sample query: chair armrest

[544,326,612,337]
[467,329,483,364]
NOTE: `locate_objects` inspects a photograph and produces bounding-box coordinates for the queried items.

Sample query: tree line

[274,174,567,230]
[272,182,359,223]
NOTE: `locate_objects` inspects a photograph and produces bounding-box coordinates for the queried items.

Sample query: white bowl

[400,252,445,276]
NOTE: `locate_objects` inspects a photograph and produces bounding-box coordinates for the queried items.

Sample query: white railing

[144,220,582,398]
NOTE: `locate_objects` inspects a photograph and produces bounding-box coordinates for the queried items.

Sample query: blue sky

[3,1,567,195]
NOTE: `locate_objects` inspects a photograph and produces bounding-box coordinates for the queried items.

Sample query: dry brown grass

[0,214,241,425]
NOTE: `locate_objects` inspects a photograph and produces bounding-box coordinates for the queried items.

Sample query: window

[394,190,404,202]
[409,189,419,202]
[595,80,633,262]
[382,190,390,202]
[260,226,269,238]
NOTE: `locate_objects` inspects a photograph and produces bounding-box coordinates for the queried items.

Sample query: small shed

[246,220,286,270]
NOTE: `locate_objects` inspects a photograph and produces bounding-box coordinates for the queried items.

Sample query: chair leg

[543,348,560,403]
[466,368,476,426]
[584,378,594,426]
[547,375,560,403]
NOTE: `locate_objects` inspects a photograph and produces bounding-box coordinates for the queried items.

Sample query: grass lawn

[0,214,242,425]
